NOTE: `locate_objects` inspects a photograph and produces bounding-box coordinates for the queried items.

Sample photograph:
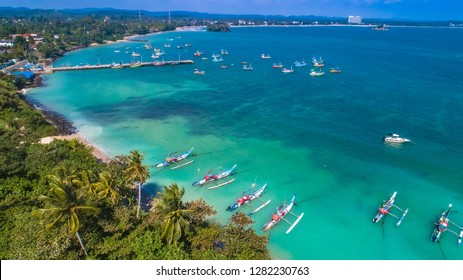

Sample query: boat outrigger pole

[372,191,408,226]
[431,204,463,246]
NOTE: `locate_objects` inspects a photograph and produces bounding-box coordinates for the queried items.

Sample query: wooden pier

[41,60,194,74]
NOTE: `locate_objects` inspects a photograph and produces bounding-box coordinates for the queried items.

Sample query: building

[0,39,14,47]
[348,16,362,24]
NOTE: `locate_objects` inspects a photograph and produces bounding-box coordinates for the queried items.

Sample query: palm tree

[32,167,99,257]
[77,170,98,195]
[152,183,193,244]
[95,171,120,205]
[125,150,150,218]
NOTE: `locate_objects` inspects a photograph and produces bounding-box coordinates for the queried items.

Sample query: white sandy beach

[40,133,111,162]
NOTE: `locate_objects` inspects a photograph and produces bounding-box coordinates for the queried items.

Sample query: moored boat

[431,204,463,245]
[226,183,269,212]
[261,54,271,59]
[192,164,237,187]
[194,69,205,75]
[111,63,124,69]
[312,57,325,67]
[330,67,341,73]
[212,56,224,62]
[261,194,304,234]
[309,69,325,76]
[294,60,307,67]
[372,191,408,226]
[383,133,411,143]
[155,148,194,168]
[242,64,253,71]
[282,67,294,73]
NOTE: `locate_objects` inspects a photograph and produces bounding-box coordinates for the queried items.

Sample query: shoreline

[39,133,111,162]
[19,29,181,163]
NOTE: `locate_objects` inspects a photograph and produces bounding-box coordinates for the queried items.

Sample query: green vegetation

[207,22,231,32]
[0,14,176,62]
[0,74,270,259]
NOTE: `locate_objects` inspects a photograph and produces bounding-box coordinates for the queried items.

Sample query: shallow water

[30,26,463,259]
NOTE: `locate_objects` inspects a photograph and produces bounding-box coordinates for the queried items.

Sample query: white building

[348,16,362,24]
[0,40,14,47]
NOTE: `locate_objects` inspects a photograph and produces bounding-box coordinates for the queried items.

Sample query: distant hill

[0,6,344,21]
[0,7,461,26]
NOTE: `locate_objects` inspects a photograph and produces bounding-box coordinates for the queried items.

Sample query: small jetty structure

[40,60,194,74]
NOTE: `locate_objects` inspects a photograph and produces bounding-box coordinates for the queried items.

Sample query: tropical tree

[125,150,150,218]
[77,169,98,195]
[95,171,120,205]
[11,36,29,59]
[151,183,193,244]
[32,166,100,257]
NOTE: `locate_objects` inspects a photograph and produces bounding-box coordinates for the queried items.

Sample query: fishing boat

[192,164,237,188]
[272,63,283,68]
[372,191,408,226]
[242,64,253,71]
[282,67,294,73]
[163,43,171,48]
[155,148,194,169]
[153,60,166,66]
[193,50,203,57]
[383,133,411,143]
[114,50,120,53]
[226,183,270,215]
[130,62,142,68]
[261,54,271,59]
[294,60,307,67]
[212,56,224,62]
[431,204,463,245]
[194,69,205,75]
[154,50,165,56]
[261,194,304,234]
[131,52,141,57]
[220,65,228,69]
[184,43,191,47]
[330,67,341,73]
[111,63,124,69]
[221,49,229,55]
[202,57,208,60]
[144,43,152,50]
[372,24,388,31]
[312,57,325,67]
[309,69,325,76]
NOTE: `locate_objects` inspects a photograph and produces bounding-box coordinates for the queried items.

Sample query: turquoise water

[29,26,463,260]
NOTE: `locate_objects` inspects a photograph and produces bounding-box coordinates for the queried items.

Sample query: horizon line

[1,6,462,22]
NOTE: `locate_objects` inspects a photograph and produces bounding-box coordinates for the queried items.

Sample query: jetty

[40,60,194,74]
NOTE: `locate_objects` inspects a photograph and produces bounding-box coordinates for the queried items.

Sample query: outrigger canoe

[226,183,270,215]
[261,194,304,234]
[431,204,463,245]
[155,148,194,169]
[372,191,408,226]
[192,164,237,187]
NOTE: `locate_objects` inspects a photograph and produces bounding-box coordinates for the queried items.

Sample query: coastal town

[1,5,463,266]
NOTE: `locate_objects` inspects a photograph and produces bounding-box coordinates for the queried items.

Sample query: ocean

[28,26,463,260]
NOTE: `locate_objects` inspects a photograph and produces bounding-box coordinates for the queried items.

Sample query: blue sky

[1,0,461,20]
